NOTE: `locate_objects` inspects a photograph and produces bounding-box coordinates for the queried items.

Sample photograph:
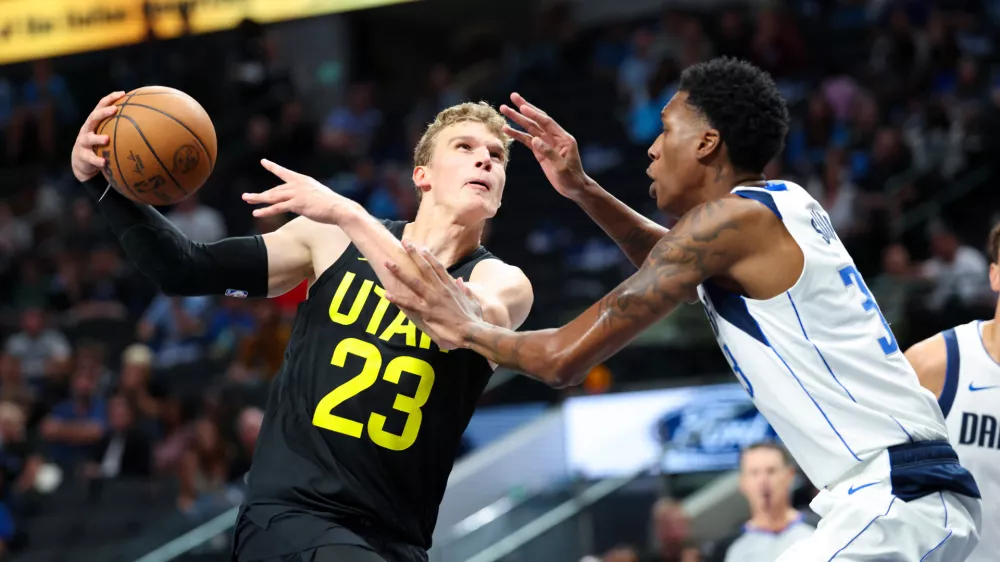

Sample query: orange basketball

[93,86,217,206]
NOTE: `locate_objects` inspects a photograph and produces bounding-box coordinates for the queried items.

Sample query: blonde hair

[412,102,512,202]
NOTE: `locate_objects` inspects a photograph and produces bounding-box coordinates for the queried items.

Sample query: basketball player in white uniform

[383,57,982,561]
[904,223,1000,562]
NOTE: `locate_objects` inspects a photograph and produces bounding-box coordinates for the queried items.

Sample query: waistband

[888,440,981,502]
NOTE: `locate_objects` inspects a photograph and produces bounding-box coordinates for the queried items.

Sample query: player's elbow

[546,350,589,389]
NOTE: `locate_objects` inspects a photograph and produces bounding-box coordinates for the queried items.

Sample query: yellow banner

[0,0,413,65]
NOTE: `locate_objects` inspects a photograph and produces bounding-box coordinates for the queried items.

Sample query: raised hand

[383,241,484,351]
[500,92,591,200]
[243,159,357,224]
[71,92,127,183]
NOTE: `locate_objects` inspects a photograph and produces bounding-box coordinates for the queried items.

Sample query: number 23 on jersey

[312,337,435,451]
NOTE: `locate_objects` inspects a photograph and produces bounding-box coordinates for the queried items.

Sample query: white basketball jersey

[940,320,1000,562]
[697,181,947,488]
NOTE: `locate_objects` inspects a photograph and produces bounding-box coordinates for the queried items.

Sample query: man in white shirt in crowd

[723,442,814,562]
[922,221,995,312]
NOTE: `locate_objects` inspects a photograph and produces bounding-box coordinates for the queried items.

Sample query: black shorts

[232,508,427,562]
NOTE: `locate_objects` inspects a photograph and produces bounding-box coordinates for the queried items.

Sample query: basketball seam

[112,96,142,202]
[121,102,215,171]
[117,113,190,197]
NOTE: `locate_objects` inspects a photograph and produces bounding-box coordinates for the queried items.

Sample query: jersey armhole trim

[732,189,782,220]
[939,329,961,418]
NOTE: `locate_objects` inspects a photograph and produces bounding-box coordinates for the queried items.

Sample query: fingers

[261,159,302,183]
[384,258,428,297]
[420,246,454,286]
[78,149,106,170]
[511,92,566,137]
[501,125,534,148]
[499,104,545,138]
[242,185,290,205]
[82,105,120,134]
[252,205,286,218]
[402,239,438,279]
[81,133,110,149]
[94,91,127,111]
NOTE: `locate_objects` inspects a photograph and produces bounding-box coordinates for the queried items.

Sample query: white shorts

[777,441,982,562]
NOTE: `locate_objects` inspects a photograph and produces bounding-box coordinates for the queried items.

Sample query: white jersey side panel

[941,320,1000,562]
[697,181,947,488]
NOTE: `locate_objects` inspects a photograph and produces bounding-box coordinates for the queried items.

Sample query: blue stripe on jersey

[763,181,788,191]
[939,329,961,418]
[787,293,857,402]
[890,415,915,443]
[702,282,768,345]
[828,497,897,561]
[755,319,862,462]
[733,189,782,220]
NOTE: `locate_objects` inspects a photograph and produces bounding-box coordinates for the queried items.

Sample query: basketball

[93,86,217,206]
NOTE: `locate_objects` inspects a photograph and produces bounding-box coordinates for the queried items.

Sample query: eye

[490,151,502,162]
[457,142,471,150]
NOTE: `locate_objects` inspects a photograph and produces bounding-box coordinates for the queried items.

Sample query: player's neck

[982,318,1000,363]
[404,205,483,267]
[748,506,799,533]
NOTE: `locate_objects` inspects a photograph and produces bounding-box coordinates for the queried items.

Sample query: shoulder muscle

[468,259,534,330]
[904,334,948,398]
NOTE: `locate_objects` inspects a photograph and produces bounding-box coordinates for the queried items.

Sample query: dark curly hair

[678,57,790,174]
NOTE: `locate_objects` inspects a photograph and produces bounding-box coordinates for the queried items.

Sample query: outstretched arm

[247,160,533,333]
[387,197,758,387]
[501,93,668,267]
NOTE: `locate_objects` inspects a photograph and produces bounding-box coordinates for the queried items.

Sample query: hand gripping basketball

[71,92,127,183]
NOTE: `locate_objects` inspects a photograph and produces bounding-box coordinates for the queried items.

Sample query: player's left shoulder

[469,259,534,330]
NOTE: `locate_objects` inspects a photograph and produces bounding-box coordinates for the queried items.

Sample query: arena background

[0,0,997,560]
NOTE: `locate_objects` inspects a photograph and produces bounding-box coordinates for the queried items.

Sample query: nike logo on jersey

[847,482,878,495]
[358,257,367,261]
[968,383,1000,392]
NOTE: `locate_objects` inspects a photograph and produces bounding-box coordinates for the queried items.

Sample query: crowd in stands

[0,0,997,559]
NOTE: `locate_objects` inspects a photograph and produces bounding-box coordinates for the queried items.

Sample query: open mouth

[466,180,490,191]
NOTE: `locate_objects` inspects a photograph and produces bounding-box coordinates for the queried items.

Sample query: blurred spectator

[227,406,262,484]
[7,258,49,311]
[0,402,43,510]
[165,194,226,243]
[3,308,71,387]
[59,196,109,254]
[137,294,212,370]
[114,343,164,426]
[6,59,77,163]
[619,29,658,107]
[720,442,814,562]
[921,221,994,312]
[0,203,32,266]
[177,417,231,512]
[153,396,195,475]
[406,64,466,149]
[320,82,383,159]
[0,354,36,422]
[715,9,751,60]
[750,7,806,78]
[38,362,107,469]
[592,24,631,81]
[870,244,926,345]
[227,300,290,384]
[85,395,151,479]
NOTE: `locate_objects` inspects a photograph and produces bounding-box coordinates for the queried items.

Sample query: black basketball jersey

[242,220,496,550]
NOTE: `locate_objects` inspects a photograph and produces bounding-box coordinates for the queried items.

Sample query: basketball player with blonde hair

[72,92,533,562]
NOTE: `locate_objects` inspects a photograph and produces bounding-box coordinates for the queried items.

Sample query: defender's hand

[71,91,126,183]
[500,92,590,200]
[384,241,484,350]
[245,159,356,224]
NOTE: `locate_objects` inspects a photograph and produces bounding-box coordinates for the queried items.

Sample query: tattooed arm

[386,196,766,387]
[571,178,670,268]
